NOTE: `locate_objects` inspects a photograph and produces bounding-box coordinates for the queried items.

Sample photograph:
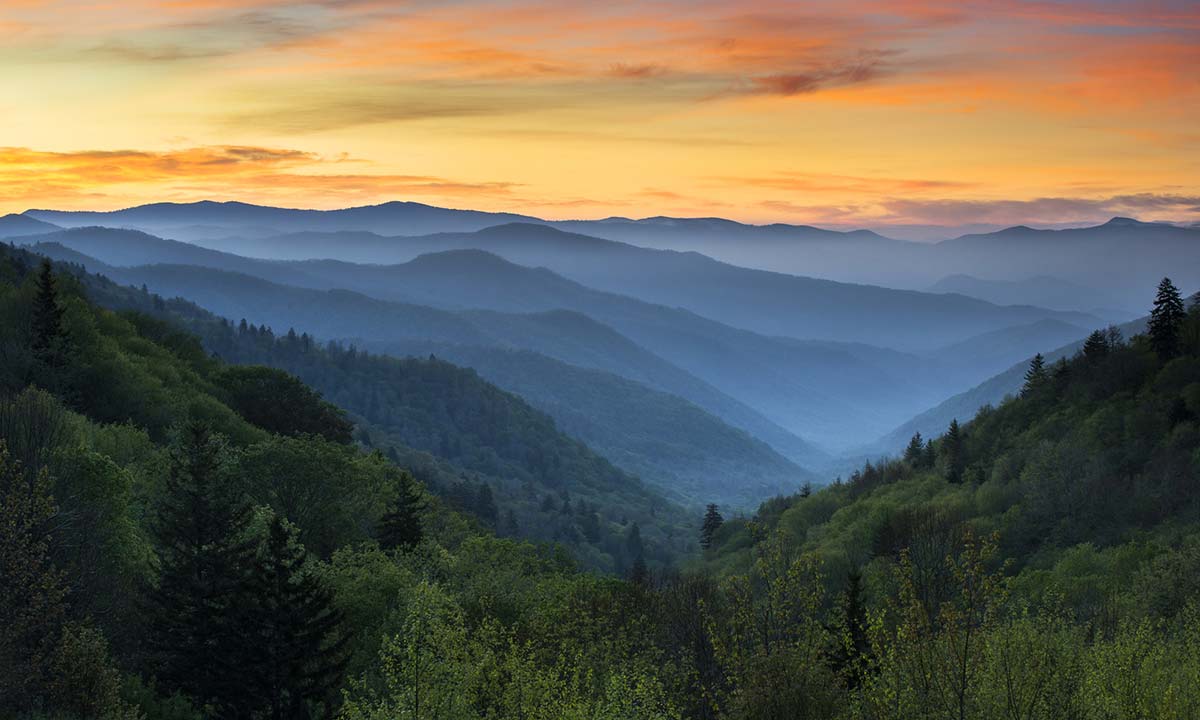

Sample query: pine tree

[942,419,965,484]
[904,432,924,463]
[30,260,64,357]
[830,570,870,689]
[244,514,349,720]
[475,482,498,528]
[1022,353,1047,396]
[1082,330,1109,361]
[377,470,425,552]
[1149,277,1186,360]
[700,503,724,550]
[144,423,257,715]
[922,439,936,469]
[625,523,646,581]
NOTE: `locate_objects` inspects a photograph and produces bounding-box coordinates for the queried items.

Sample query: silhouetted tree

[700,503,724,549]
[1149,277,1186,360]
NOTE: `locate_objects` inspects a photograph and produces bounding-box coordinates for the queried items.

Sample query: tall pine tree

[1149,277,1186,360]
[700,503,724,550]
[144,423,257,716]
[1022,353,1047,396]
[377,470,425,551]
[244,514,349,720]
[1082,329,1109,361]
[903,432,924,464]
[942,419,965,484]
[30,260,64,358]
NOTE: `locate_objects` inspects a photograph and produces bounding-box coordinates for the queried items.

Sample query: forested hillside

[6,242,1199,718]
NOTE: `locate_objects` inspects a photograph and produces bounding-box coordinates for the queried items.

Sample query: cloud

[736,51,893,96]
[608,63,667,79]
[717,171,976,194]
[0,145,517,208]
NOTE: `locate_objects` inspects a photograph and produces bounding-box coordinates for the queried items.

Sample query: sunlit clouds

[1,0,1197,226]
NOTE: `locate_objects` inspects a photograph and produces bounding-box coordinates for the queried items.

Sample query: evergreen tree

[830,570,870,689]
[376,470,425,552]
[628,520,648,583]
[30,260,64,357]
[700,503,724,550]
[1082,329,1109,361]
[942,419,965,484]
[922,439,936,469]
[800,481,813,498]
[144,423,257,716]
[245,514,349,720]
[1022,353,1047,396]
[904,432,924,463]
[475,482,498,528]
[1149,277,1186,359]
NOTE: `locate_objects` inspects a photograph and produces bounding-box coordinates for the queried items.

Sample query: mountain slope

[870,313,1152,454]
[33,244,820,503]
[0,212,60,238]
[9,243,692,571]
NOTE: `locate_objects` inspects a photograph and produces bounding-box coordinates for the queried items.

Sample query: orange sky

[1,0,1198,226]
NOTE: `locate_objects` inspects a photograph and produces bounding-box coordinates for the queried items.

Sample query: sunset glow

[2,0,1198,226]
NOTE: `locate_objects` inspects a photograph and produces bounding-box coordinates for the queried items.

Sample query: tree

[144,422,257,715]
[0,441,67,711]
[830,570,870,689]
[1149,277,1186,359]
[1082,330,1109,361]
[904,432,924,464]
[700,503,724,550]
[942,419,965,484]
[1022,354,1047,396]
[626,523,647,582]
[377,470,425,551]
[245,513,349,720]
[30,260,64,357]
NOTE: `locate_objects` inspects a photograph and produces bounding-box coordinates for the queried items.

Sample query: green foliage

[215,364,353,444]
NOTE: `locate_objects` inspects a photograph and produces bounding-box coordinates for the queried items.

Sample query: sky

[1,0,1198,228]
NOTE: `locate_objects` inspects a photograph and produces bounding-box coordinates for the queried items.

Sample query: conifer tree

[942,419,965,484]
[245,514,349,720]
[144,423,257,715]
[625,523,647,581]
[830,570,870,689]
[1149,277,1186,360]
[1082,329,1109,361]
[904,432,924,463]
[800,481,813,498]
[30,260,64,357]
[700,503,724,550]
[377,470,425,551]
[1022,353,1047,396]
[922,439,936,469]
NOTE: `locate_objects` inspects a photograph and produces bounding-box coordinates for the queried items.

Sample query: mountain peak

[1101,216,1144,227]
